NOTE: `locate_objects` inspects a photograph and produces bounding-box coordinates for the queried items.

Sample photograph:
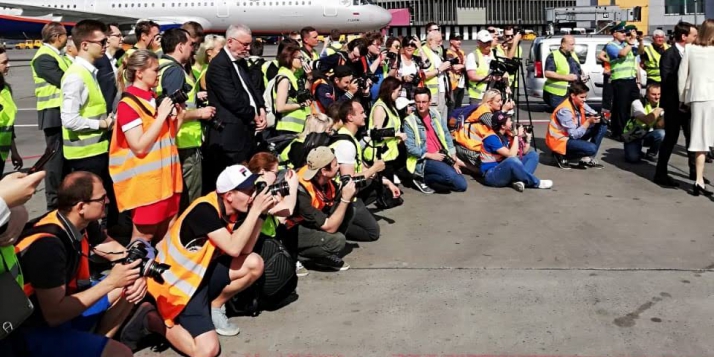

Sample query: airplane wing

[0,2,137,23]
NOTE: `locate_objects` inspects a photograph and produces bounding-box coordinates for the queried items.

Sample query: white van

[525,35,649,103]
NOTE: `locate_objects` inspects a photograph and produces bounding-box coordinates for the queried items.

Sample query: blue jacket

[404,108,456,177]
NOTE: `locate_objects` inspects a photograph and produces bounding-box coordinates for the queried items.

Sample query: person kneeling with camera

[480,112,553,192]
[405,87,467,194]
[313,65,359,115]
[285,147,357,271]
[546,82,606,170]
[15,171,145,357]
[140,165,273,357]
[622,83,665,163]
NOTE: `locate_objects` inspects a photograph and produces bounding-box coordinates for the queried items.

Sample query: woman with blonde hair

[679,19,714,195]
[110,49,183,244]
[279,113,334,168]
[194,34,226,92]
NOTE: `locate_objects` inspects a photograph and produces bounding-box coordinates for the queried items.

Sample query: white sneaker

[538,180,553,189]
[211,305,240,336]
[296,261,309,277]
[511,181,525,192]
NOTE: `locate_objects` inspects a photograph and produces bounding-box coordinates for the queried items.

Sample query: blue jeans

[424,159,468,192]
[623,129,665,163]
[543,92,566,110]
[484,151,541,188]
[565,123,607,160]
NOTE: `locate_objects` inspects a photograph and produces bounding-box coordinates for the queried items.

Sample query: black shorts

[174,255,232,338]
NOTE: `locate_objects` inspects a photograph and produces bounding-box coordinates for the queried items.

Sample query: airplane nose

[372,6,392,28]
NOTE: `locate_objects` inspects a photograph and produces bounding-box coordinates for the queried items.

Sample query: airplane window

[112,4,115,7]
[73,4,76,7]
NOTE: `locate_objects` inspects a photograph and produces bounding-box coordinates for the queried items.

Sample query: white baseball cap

[216,165,259,194]
[395,97,415,110]
[477,30,493,43]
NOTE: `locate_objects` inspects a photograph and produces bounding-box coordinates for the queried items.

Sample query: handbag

[0,256,33,340]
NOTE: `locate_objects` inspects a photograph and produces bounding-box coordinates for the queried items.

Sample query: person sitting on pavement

[622,83,665,163]
[15,171,145,357]
[285,147,359,272]
[138,165,271,357]
[312,65,359,115]
[545,82,607,170]
[404,87,467,194]
[480,112,553,192]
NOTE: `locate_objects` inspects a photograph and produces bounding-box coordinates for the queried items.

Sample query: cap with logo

[216,165,260,194]
[301,147,336,180]
[612,22,627,33]
[476,30,493,43]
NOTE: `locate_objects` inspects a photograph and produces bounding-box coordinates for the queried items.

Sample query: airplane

[0,0,392,39]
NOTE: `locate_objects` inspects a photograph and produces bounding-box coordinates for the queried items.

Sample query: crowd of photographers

[0,18,562,357]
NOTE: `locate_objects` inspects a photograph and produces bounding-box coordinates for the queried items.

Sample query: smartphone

[28,141,60,174]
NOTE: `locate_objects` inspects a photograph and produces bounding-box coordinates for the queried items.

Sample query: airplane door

[217,1,229,17]
[324,2,337,16]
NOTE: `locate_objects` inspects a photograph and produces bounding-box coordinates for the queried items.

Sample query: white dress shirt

[43,42,61,56]
[60,56,107,131]
[224,46,257,115]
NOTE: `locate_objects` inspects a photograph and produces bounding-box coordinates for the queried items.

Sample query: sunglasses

[86,38,108,47]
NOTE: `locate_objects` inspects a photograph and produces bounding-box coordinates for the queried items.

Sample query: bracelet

[340,198,351,204]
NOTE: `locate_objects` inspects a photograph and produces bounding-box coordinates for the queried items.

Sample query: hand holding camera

[107,259,141,290]
[157,97,175,121]
[587,115,601,124]
[251,186,277,214]
[340,179,357,201]
[438,61,452,72]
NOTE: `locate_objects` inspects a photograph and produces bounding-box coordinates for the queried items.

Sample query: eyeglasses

[230,37,252,47]
[85,38,108,47]
[109,33,123,38]
[84,194,107,204]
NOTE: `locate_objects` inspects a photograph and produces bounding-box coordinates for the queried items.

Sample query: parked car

[526,35,649,103]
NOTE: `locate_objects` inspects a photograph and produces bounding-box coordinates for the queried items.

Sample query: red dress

[115,86,181,225]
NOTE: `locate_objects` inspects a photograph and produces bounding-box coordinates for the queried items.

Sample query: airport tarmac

[4,44,714,357]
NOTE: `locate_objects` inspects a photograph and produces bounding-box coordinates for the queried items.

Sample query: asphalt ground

[4,42,714,357]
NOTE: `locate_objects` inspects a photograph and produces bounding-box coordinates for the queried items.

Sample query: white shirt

[465,50,494,73]
[43,42,61,55]
[675,42,685,58]
[224,46,257,115]
[334,140,356,166]
[61,56,106,132]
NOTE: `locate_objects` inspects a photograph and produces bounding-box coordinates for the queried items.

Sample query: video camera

[122,240,170,284]
[489,54,520,77]
[340,174,368,189]
[255,180,290,197]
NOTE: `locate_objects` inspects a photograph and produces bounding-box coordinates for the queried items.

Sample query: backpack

[297,132,333,167]
[227,235,297,316]
[447,104,481,132]
[263,75,287,129]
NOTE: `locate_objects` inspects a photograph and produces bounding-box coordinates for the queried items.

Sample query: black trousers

[65,153,119,228]
[610,78,640,137]
[43,127,65,210]
[655,106,694,178]
[601,74,613,111]
[447,87,465,115]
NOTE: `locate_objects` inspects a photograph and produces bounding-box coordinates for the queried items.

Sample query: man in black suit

[95,23,122,114]
[203,24,267,193]
[654,21,699,187]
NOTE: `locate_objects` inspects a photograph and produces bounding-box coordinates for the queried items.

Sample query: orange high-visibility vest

[465,104,492,124]
[545,99,586,155]
[479,132,506,165]
[147,192,237,327]
[15,211,90,297]
[453,122,494,152]
[285,166,337,229]
[108,94,183,212]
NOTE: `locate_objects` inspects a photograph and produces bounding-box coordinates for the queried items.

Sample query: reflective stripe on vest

[0,245,23,287]
[467,50,489,99]
[609,42,637,81]
[31,45,71,110]
[15,211,90,297]
[543,50,579,97]
[404,110,449,174]
[329,127,363,173]
[108,95,183,212]
[0,86,17,160]
[643,44,668,82]
[275,67,310,133]
[421,46,439,98]
[545,99,585,155]
[60,63,109,160]
[147,192,233,327]
[479,132,505,164]
[156,58,202,149]
[285,166,337,229]
[364,100,401,162]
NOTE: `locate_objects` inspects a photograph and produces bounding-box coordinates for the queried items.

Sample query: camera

[123,240,170,284]
[369,127,396,141]
[166,89,189,105]
[255,180,290,196]
[354,73,378,90]
[440,149,456,166]
[386,51,398,62]
[490,55,520,76]
[295,89,313,104]
[447,57,460,66]
[514,27,526,36]
[516,123,533,134]
[408,72,422,86]
[340,174,368,189]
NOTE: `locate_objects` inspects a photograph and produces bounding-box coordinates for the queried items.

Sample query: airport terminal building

[376,0,577,38]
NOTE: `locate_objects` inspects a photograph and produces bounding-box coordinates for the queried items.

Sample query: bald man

[543,35,582,110]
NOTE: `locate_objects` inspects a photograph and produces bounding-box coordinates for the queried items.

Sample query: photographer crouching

[405,88,467,194]
[480,112,553,192]
[15,172,146,357]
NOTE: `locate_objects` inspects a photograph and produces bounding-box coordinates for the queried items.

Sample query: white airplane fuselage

[1,0,392,34]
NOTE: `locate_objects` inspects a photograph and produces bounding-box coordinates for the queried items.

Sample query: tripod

[511,57,537,150]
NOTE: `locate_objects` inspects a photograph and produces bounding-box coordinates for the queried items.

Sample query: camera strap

[120,92,154,118]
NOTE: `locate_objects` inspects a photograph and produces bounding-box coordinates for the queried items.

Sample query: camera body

[516,123,533,134]
[123,240,170,284]
[255,180,290,197]
[295,89,313,104]
[440,149,456,166]
[369,127,396,141]
[340,175,368,189]
[447,57,460,66]
[354,73,380,90]
[165,89,189,105]
[489,56,520,77]
[386,51,398,62]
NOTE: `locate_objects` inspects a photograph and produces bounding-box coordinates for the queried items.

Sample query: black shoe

[412,179,435,194]
[579,159,604,169]
[553,153,571,170]
[693,183,714,197]
[311,255,350,271]
[643,152,657,162]
[653,175,679,188]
